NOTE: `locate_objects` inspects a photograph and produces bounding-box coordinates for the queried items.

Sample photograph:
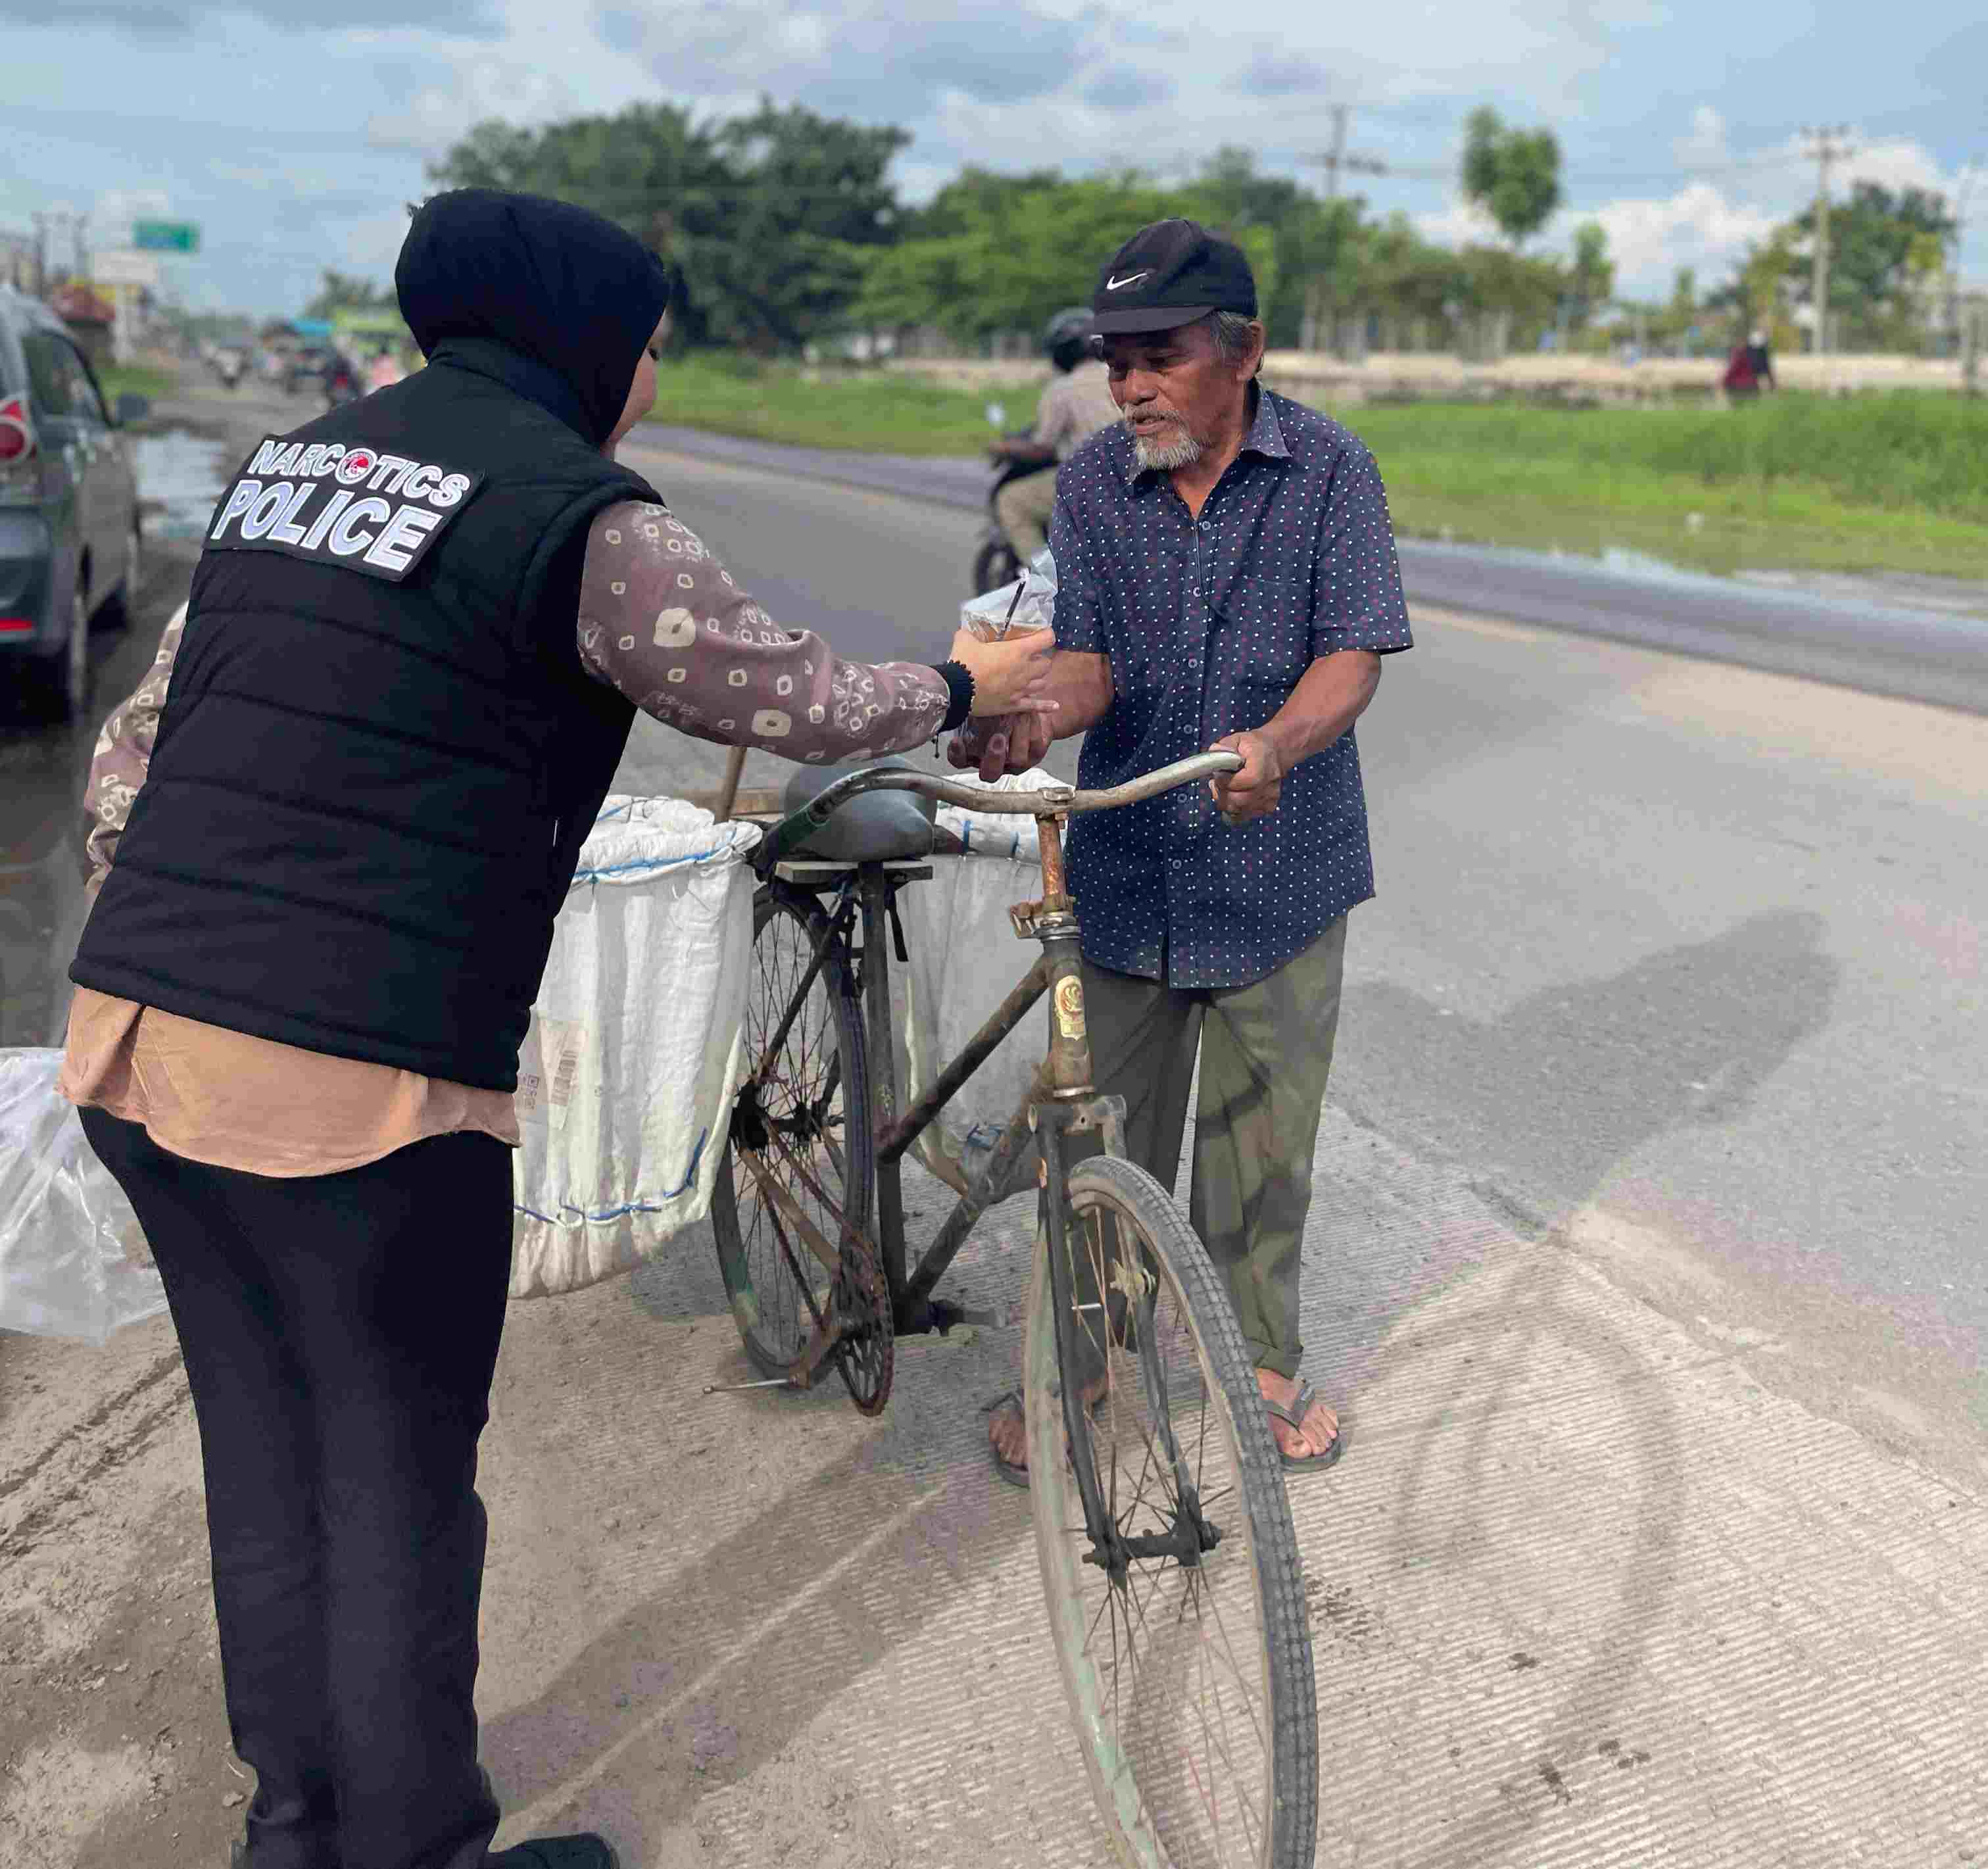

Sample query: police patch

[205,435,486,584]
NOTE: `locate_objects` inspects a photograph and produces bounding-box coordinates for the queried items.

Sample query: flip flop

[1265,1377,1343,1474]
[982,1387,1103,1490]
[984,1389,1032,1489]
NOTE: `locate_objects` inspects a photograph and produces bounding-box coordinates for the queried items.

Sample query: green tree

[1707,228,1803,350]
[1786,182,1958,347]
[429,100,907,353]
[1181,146,1356,346]
[1567,220,1614,326]
[1461,107,1563,248]
[302,269,397,321]
[856,170,1189,345]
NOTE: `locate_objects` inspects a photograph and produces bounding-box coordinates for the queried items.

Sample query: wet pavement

[0,422,234,1048]
[127,426,233,544]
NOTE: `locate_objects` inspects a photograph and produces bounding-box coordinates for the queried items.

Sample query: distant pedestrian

[1722,327,1776,400]
[366,343,405,391]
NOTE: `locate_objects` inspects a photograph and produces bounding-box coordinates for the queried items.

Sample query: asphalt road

[5,384,1987,1865]
[7,381,1985,1488]
[643,423,1988,717]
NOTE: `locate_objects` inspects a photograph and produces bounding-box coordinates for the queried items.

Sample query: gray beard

[1129,421,1203,472]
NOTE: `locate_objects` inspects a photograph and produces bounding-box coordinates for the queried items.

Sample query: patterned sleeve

[576,502,952,763]
[82,603,187,897]
[1312,442,1414,659]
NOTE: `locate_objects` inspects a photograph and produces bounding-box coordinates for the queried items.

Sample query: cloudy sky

[2,0,1980,318]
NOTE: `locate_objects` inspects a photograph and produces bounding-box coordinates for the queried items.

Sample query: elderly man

[960,218,1413,1479]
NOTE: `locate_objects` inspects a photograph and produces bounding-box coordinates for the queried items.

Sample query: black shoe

[487,1839,620,1869]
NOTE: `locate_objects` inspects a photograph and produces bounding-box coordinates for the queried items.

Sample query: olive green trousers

[1060,917,1347,1380]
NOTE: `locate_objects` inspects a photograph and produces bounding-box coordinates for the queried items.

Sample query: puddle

[132,427,233,541]
[1731,566,1988,621]
[1404,524,1988,631]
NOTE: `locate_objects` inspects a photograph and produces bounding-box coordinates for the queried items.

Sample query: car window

[59,343,109,424]
[20,333,75,419]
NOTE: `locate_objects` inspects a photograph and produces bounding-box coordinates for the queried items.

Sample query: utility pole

[1802,125,1853,356]
[1949,164,1980,362]
[1321,105,1350,200]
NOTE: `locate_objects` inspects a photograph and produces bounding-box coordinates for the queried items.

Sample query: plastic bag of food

[960,547,1057,641]
[0,1048,166,1345]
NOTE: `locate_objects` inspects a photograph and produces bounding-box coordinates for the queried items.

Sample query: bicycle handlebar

[756,750,1246,869]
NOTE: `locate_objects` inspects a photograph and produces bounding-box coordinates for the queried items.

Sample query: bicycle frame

[762,812,1121,1339]
[765,812,1130,1550]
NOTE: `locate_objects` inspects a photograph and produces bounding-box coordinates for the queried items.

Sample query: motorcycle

[322,359,360,408]
[970,401,1054,596]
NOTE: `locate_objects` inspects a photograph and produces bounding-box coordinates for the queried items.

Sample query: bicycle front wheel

[1025,1155,1317,1869]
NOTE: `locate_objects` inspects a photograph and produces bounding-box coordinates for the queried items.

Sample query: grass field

[95,363,182,406]
[648,352,998,455]
[644,358,1988,581]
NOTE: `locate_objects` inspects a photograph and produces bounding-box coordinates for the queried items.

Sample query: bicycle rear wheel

[710,888,877,1386]
[1025,1155,1317,1869]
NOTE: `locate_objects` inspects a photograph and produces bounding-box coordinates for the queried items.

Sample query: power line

[1305,143,1814,189]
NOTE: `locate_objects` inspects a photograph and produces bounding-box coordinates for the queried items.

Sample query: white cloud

[366,57,587,153]
[1414,198,1498,247]
[1839,136,1949,195]
[1583,182,1782,291]
[1674,104,1728,169]
[10,0,1986,312]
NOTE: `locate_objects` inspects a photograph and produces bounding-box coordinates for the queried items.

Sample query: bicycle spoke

[1030,1158,1311,1869]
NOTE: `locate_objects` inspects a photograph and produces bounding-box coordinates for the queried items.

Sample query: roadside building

[49,281,115,368]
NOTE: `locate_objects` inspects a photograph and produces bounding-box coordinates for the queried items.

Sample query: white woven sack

[896,769,1062,1183]
[510,796,761,1298]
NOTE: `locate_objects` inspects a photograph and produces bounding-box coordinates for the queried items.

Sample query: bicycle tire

[1025,1154,1317,1869]
[710,887,877,1382]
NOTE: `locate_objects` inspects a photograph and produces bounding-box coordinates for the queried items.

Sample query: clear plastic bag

[960,546,1057,641]
[0,1048,166,1345]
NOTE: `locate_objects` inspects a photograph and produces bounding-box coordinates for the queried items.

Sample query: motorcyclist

[988,307,1119,563]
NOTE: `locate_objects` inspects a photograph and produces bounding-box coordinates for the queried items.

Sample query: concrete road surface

[2,386,1984,1867]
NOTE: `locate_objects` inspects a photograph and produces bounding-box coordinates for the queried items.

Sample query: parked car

[0,286,147,720]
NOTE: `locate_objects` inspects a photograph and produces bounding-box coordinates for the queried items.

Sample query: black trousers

[82,1108,514,1869]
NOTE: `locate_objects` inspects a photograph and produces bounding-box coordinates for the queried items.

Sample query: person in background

[65,189,1054,1869]
[366,341,406,391]
[1722,326,1776,400]
[988,306,1121,563]
[957,219,1413,1484]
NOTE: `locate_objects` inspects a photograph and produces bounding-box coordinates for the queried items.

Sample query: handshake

[943,616,1058,781]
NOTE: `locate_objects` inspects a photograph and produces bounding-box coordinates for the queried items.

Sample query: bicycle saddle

[779,756,936,863]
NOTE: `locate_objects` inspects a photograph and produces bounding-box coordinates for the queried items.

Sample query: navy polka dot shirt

[1050,386,1413,989]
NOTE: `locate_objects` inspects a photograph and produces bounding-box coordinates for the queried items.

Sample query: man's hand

[948,712,1052,781]
[1209,729,1285,824]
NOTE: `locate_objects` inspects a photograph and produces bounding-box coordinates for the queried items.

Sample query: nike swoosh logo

[1105,271,1150,291]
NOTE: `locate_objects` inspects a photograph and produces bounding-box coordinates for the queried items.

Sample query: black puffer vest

[72,349,664,1091]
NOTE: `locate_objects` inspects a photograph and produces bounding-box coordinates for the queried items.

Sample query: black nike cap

[1091,218,1258,335]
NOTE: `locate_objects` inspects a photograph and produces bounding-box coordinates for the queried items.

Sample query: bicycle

[705,750,1318,1869]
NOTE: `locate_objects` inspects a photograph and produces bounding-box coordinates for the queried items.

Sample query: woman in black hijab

[66,192,1052,1869]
